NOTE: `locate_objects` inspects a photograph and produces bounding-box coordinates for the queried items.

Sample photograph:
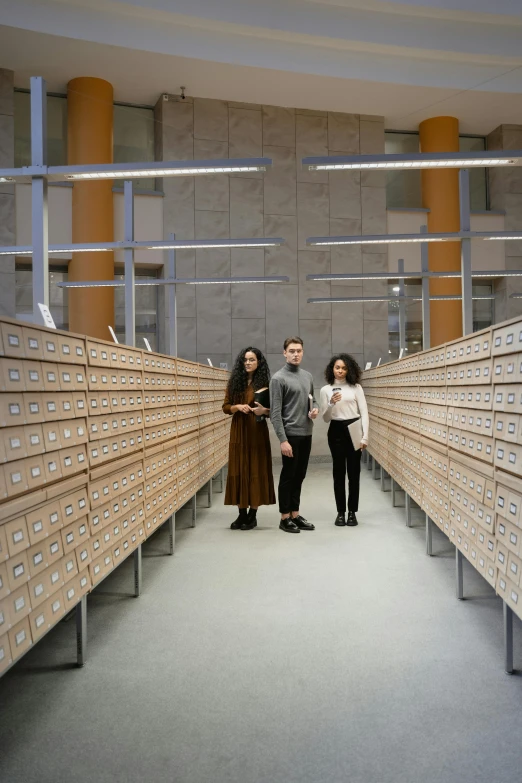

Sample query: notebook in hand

[347,417,363,450]
[253,388,270,422]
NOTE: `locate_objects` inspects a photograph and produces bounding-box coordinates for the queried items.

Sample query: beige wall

[154,95,389,384]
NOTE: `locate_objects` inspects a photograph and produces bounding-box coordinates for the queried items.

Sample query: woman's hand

[361,442,367,450]
[250,402,269,416]
[330,392,342,405]
[233,404,253,414]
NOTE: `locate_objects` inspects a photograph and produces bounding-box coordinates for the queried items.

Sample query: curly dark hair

[324,353,362,386]
[226,347,271,403]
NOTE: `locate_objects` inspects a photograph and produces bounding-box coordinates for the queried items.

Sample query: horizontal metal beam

[58,276,290,289]
[308,294,495,303]
[47,158,272,181]
[0,238,285,256]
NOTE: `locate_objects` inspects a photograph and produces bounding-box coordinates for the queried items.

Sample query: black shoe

[346,512,358,526]
[231,508,248,530]
[279,517,301,534]
[293,515,315,531]
[241,509,257,531]
[335,513,346,526]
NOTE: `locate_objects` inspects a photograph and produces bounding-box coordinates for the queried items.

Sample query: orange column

[419,116,462,346]
[67,77,114,338]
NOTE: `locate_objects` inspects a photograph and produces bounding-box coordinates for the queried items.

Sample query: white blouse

[319,380,369,444]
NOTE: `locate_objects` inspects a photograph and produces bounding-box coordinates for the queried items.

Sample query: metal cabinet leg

[169,515,175,555]
[456,548,464,600]
[220,466,225,492]
[372,459,379,480]
[405,493,412,527]
[207,479,213,508]
[192,494,197,528]
[391,479,397,506]
[367,454,372,471]
[76,595,87,667]
[134,545,142,597]
[380,469,386,491]
[426,514,433,556]
[504,601,514,674]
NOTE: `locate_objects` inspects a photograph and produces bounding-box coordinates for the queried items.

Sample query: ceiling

[1,0,522,133]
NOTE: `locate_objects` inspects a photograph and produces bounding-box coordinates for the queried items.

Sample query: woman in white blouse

[320,353,369,527]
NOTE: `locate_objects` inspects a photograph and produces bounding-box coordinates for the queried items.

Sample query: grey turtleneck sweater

[269,363,318,443]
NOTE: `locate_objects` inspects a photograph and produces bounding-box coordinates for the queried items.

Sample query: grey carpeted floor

[1,464,521,783]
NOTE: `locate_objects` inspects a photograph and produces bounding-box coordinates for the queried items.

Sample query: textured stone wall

[487,124,522,322]
[0,69,15,317]
[154,95,389,387]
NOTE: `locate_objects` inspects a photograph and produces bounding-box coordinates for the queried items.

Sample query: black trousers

[278,435,312,514]
[327,419,362,513]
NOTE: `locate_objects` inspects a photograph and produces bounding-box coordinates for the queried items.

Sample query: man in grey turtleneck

[269,337,318,534]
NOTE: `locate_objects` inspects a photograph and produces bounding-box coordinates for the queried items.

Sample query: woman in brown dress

[222,347,276,530]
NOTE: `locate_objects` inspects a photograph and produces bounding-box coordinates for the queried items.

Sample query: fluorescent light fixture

[48,158,271,182]
[58,276,290,289]
[392,286,400,292]
[0,246,33,256]
[308,294,495,303]
[480,232,522,241]
[303,151,522,172]
[307,232,462,246]
[306,271,461,281]
[509,293,522,299]
[139,238,284,251]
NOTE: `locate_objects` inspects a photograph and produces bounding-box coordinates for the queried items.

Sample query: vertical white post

[459,168,473,336]
[420,225,431,350]
[123,180,135,347]
[30,77,49,324]
[168,233,177,356]
[398,257,406,355]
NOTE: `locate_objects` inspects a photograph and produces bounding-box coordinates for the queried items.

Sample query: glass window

[459,135,488,212]
[385,132,421,209]
[15,264,69,330]
[14,91,67,167]
[113,104,155,190]
[387,282,493,359]
[385,131,488,211]
[114,270,158,350]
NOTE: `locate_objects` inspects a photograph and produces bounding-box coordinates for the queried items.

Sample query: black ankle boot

[231,508,248,530]
[346,511,358,526]
[241,508,257,530]
[335,513,346,526]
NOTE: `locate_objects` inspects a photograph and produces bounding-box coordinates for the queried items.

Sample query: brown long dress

[222,384,276,507]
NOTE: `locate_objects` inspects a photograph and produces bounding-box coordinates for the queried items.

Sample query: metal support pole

[459,169,473,336]
[207,478,213,508]
[372,458,378,479]
[191,494,197,528]
[380,468,386,491]
[123,180,135,347]
[420,225,431,350]
[134,545,142,597]
[426,514,433,556]
[398,258,406,355]
[169,515,175,555]
[405,493,412,527]
[367,453,372,471]
[168,234,177,356]
[504,601,514,674]
[391,479,397,507]
[220,466,225,492]
[30,77,49,324]
[456,548,464,600]
[75,595,87,667]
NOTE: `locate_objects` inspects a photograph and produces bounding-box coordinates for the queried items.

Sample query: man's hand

[237,404,252,414]
[308,407,319,420]
[281,441,293,458]
[250,402,269,416]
